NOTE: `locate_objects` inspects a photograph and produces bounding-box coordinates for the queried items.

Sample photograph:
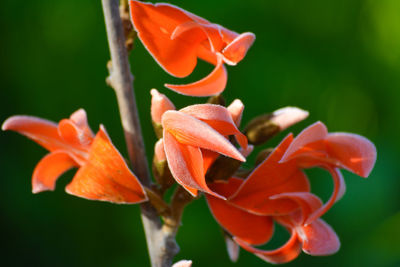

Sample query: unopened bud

[151,89,175,138]
[152,139,175,191]
[244,107,308,145]
[224,231,240,262]
[255,148,274,166]
[206,155,242,182]
[207,94,226,106]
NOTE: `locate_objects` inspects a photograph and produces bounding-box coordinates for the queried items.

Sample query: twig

[101,0,178,266]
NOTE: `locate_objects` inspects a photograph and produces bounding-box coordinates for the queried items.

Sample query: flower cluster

[2,0,377,265]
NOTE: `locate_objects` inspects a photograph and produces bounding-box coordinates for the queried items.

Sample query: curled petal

[230,134,310,215]
[325,132,377,177]
[150,89,176,124]
[32,151,78,193]
[130,1,204,77]
[69,109,94,142]
[165,55,227,97]
[207,178,274,245]
[270,192,323,225]
[180,104,247,148]
[66,126,147,204]
[163,131,222,198]
[280,121,328,163]
[234,229,302,264]
[162,111,245,162]
[297,219,340,256]
[222,32,255,65]
[305,168,346,225]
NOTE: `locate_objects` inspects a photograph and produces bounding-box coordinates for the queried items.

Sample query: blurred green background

[1,0,399,266]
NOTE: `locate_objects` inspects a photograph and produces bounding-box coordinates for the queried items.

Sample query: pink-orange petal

[69,109,94,141]
[230,134,310,215]
[129,1,204,78]
[163,130,222,198]
[165,55,227,97]
[2,115,64,152]
[222,32,255,65]
[65,126,147,204]
[162,111,245,162]
[234,229,302,264]
[227,99,244,127]
[207,178,274,245]
[298,219,340,256]
[305,167,346,224]
[280,121,328,163]
[32,151,78,193]
[325,132,377,177]
[150,89,176,124]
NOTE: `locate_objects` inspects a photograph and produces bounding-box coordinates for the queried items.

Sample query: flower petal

[280,121,328,163]
[65,126,147,204]
[150,89,176,124]
[298,219,340,256]
[230,134,310,215]
[165,55,227,97]
[180,104,247,148]
[222,32,255,65]
[325,132,377,177]
[162,111,245,162]
[227,99,244,127]
[305,167,346,225]
[234,229,302,264]
[129,1,205,77]
[163,130,222,198]
[2,115,64,152]
[207,178,274,245]
[32,151,78,193]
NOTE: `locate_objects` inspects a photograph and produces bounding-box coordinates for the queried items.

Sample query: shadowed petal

[162,111,245,161]
[2,115,65,152]
[297,219,340,255]
[163,131,222,198]
[32,151,78,193]
[207,178,274,245]
[165,55,227,96]
[129,1,205,77]
[65,126,147,204]
[234,229,302,264]
[222,32,255,65]
[230,134,310,215]
[325,132,377,177]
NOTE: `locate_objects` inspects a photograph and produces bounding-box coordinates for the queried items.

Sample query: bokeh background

[1,0,399,266]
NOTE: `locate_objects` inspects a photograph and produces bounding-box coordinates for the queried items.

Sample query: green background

[1,0,399,266]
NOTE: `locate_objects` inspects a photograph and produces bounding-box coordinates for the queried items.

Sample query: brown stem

[101,0,178,266]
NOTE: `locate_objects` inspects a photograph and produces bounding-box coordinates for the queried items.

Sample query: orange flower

[2,109,147,204]
[205,121,376,263]
[129,1,255,96]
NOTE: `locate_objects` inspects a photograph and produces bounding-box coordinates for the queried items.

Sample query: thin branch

[101,0,178,266]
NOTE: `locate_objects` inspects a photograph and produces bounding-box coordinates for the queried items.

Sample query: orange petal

[234,229,302,264]
[65,126,147,204]
[129,1,205,77]
[150,89,176,124]
[32,151,78,193]
[297,219,340,255]
[270,192,323,225]
[180,104,247,148]
[162,111,245,162]
[227,99,244,127]
[69,109,94,141]
[280,121,328,163]
[207,178,274,245]
[325,132,377,177]
[230,134,310,215]
[163,130,222,198]
[202,149,219,173]
[165,55,227,96]
[305,167,346,224]
[222,32,255,65]
[2,115,64,152]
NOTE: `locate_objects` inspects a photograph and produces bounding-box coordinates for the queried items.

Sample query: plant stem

[101,0,179,266]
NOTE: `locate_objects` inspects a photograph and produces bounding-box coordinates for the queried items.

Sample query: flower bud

[227,99,244,127]
[207,94,226,106]
[255,148,274,166]
[224,231,240,262]
[205,155,242,182]
[152,139,175,191]
[151,89,175,138]
[270,107,309,131]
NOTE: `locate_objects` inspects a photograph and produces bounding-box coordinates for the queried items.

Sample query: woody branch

[101,0,179,266]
